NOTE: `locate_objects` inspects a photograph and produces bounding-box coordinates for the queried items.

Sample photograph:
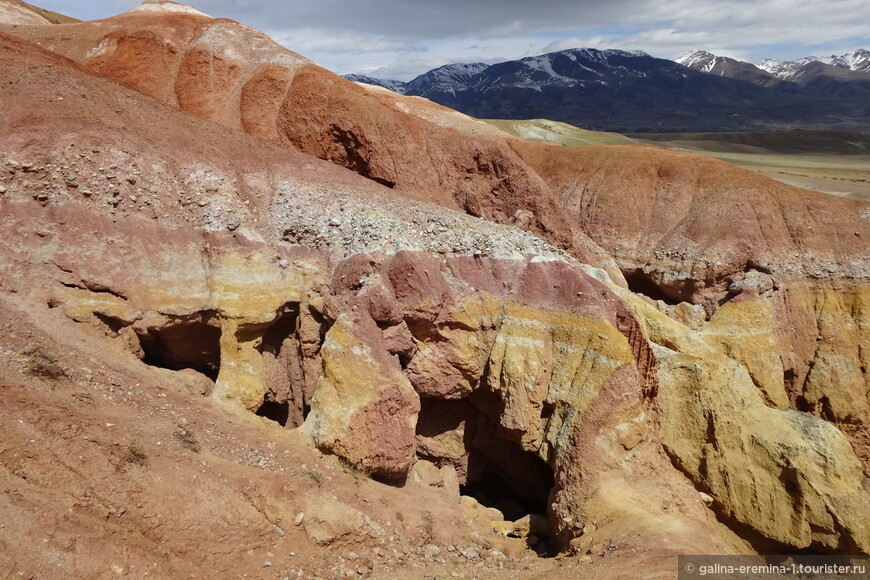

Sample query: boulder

[303,314,420,480]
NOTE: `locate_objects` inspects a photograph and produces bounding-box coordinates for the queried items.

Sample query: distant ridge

[759,49,870,78]
[344,47,870,133]
[343,74,407,94]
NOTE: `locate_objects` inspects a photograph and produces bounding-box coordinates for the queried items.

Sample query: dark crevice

[818,396,836,423]
[461,457,553,522]
[404,318,435,343]
[397,352,413,370]
[370,175,396,189]
[717,292,737,307]
[467,384,506,428]
[259,306,300,357]
[371,472,407,487]
[461,470,546,522]
[744,260,773,275]
[795,396,811,412]
[60,280,128,301]
[461,447,555,557]
[94,312,127,335]
[257,304,307,428]
[540,402,555,421]
[779,465,802,497]
[307,306,330,356]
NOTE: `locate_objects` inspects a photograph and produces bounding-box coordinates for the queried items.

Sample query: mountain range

[758,49,870,78]
[346,48,870,133]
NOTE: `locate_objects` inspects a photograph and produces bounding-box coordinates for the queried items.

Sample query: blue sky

[34,0,870,80]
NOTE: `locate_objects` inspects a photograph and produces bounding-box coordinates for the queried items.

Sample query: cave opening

[257,304,310,428]
[260,306,300,358]
[256,400,290,427]
[416,397,556,554]
[137,311,221,380]
[623,269,681,305]
[460,461,552,523]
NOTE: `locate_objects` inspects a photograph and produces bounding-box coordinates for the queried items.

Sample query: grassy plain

[631,132,870,201]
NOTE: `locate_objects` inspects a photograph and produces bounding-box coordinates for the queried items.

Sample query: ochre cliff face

[5,189,867,555]
[1,3,870,572]
[620,290,870,552]
[1,193,745,554]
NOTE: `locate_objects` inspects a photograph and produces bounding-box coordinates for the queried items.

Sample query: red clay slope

[7,1,870,308]
[513,141,870,302]
[3,3,615,270]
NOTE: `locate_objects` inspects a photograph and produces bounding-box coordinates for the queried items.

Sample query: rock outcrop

[619,290,870,552]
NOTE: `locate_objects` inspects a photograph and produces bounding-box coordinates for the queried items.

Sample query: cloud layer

[38,0,870,80]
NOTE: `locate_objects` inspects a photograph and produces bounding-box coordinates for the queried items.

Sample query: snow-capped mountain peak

[756,58,779,71]
[820,48,870,73]
[403,62,489,96]
[757,58,798,78]
[757,49,870,79]
[565,48,648,64]
[676,50,717,70]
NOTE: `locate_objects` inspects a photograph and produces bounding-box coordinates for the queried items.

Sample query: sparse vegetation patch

[23,344,67,380]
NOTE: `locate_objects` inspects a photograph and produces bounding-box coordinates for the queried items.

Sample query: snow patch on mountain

[818,49,870,73]
[403,62,489,96]
[509,55,579,91]
[757,58,801,79]
[572,48,648,63]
